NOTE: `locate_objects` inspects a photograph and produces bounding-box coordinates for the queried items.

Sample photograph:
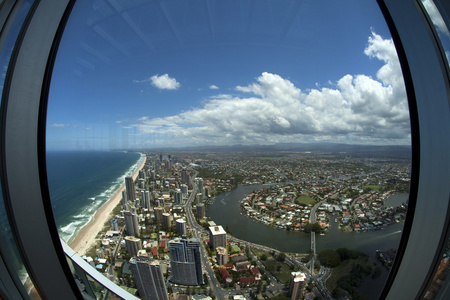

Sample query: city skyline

[45,1,421,151]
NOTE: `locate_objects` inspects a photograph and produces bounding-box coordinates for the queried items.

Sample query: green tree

[317,249,341,267]
[277,252,286,262]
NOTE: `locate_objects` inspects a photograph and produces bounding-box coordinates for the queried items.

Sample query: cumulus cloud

[150,74,180,90]
[209,85,219,90]
[133,32,410,146]
[421,0,450,37]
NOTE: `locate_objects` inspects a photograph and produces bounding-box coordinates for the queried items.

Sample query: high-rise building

[196,203,206,219]
[196,177,203,196]
[216,247,228,265]
[151,170,155,181]
[209,225,226,249]
[288,272,306,300]
[130,259,168,300]
[169,237,204,286]
[124,236,142,257]
[162,212,172,229]
[125,176,136,202]
[174,189,182,205]
[141,191,150,209]
[123,210,140,237]
[164,159,170,170]
[176,219,187,235]
[138,169,145,179]
[122,190,128,210]
[181,169,190,185]
[180,184,188,196]
[138,178,145,189]
[110,219,119,231]
[154,207,164,224]
[196,193,203,204]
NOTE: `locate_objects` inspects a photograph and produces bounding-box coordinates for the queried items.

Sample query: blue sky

[47,0,418,150]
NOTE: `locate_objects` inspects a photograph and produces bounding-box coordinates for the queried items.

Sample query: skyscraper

[141,190,150,209]
[125,176,136,202]
[196,193,203,204]
[110,219,119,231]
[154,207,164,225]
[196,177,203,196]
[130,259,168,300]
[288,272,306,300]
[196,203,205,219]
[122,190,128,210]
[176,219,187,235]
[180,184,188,196]
[174,189,182,205]
[181,169,190,185]
[123,210,140,237]
[124,236,142,257]
[209,225,226,249]
[169,236,204,286]
[162,212,172,229]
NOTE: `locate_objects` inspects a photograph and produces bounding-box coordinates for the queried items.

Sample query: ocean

[46,150,143,243]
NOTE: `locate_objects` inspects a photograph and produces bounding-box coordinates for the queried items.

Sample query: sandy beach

[68,154,146,256]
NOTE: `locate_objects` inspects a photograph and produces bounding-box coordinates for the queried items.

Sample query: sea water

[46,150,143,243]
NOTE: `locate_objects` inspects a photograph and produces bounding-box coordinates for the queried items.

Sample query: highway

[185,173,226,300]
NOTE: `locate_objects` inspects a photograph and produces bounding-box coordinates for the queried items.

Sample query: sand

[68,154,146,256]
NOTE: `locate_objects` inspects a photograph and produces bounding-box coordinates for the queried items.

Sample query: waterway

[206,183,408,299]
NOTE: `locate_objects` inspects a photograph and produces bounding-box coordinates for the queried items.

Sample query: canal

[206,183,408,299]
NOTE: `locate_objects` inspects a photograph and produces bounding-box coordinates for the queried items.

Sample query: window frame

[0,0,448,299]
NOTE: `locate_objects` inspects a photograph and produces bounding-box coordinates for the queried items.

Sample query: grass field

[295,195,317,205]
[363,185,381,191]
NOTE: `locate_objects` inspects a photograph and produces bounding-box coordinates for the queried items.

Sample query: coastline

[68,153,146,256]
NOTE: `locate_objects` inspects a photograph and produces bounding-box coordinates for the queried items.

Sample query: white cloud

[133,32,410,147]
[421,0,450,37]
[50,123,69,128]
[150,74,180,90]
[209,85,219,90]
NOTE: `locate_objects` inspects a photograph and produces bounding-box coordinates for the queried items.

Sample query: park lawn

[363,185,381,191]
[295,195,316,205]
[264,257,293,283]
[251,248,265,258]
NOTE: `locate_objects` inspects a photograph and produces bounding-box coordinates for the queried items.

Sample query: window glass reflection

[0,1,41,298]
[421,0,450,66]
[47,1,411,299]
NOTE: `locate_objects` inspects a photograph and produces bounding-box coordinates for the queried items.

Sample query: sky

[46,0,449,151]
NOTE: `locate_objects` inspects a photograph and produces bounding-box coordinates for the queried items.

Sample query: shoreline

[68,153,146,256]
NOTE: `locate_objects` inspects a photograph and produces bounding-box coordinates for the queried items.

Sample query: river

[206,183,408,299]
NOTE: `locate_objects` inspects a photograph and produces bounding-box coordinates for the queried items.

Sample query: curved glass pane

[421,0,450,67]
[47,1,411,299]
[419,2,450,299]
[0,1,41,298]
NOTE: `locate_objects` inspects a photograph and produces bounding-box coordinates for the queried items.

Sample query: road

[184,174,332,300]
[185,172,226,300]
